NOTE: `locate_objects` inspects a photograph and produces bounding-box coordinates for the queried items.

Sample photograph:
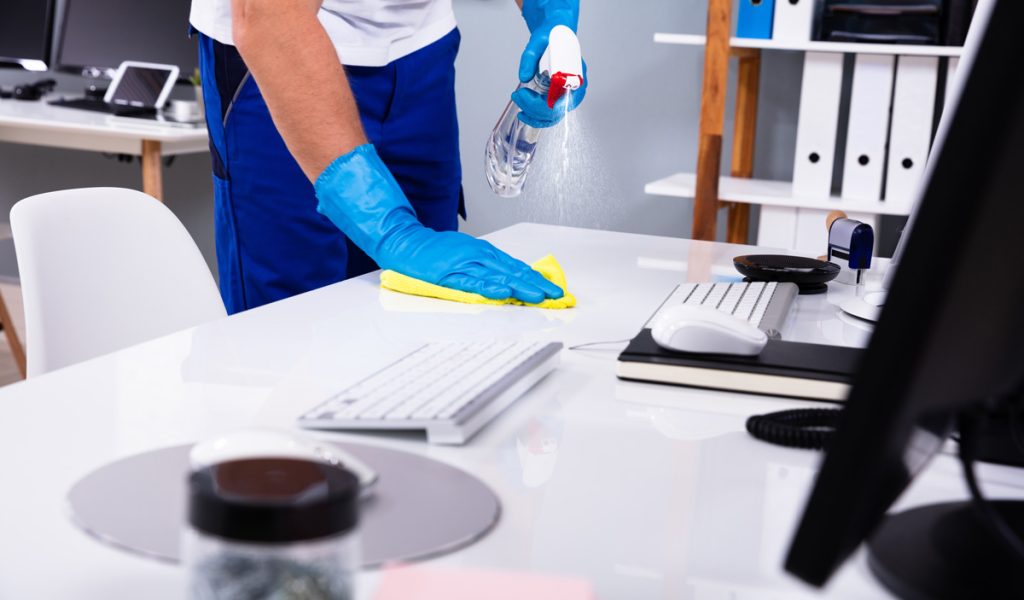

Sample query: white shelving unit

[648,30,961,250]
[644,173,913,216]
[654,33,965,57]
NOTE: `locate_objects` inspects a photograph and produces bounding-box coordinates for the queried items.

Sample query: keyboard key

[684,283,714,305]
[720,283,747,315]
[704,283,729,309]
[734,283,762,321]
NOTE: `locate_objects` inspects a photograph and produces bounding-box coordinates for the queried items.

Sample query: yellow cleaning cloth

[380,255,576,309]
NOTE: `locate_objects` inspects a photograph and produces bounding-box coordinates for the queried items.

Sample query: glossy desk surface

[0,96,208,155]
[0,223,1020,599]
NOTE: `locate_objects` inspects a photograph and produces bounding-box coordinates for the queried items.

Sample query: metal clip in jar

[184,457,361,599]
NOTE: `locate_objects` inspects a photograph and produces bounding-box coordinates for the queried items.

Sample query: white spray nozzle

[539,25,583,107]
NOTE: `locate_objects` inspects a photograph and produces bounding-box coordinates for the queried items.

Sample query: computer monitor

[55,0,197,79]
[785,0,1024,596]
[0,0,55,72]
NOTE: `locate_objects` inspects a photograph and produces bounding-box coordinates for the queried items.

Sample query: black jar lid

[188,458,359,543]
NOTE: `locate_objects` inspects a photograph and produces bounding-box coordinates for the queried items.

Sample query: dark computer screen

[785,0,1024,593]
[0,0,55,70]
[56,0,196,77]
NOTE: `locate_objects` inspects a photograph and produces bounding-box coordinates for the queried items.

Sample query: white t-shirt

[190,0,457,67]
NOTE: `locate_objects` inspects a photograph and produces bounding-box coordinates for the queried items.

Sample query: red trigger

[547,72,571,109]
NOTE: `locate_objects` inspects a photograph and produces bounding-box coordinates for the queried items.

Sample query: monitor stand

[839,292,885,323]
[867,500,1024,598]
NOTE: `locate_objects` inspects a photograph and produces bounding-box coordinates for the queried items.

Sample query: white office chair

[10,188,226,377]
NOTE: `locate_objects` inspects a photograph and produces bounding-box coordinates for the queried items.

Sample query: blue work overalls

[198,29,464,314]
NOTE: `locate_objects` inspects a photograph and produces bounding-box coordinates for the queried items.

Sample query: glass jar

[184,458,361,600]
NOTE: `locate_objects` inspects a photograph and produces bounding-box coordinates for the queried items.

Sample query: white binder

[841,54,896,202]
[886,56,939,210]
[773,0,818,42]
[792,52,845,199]
[757,206,798,251]
[793,208,830,255]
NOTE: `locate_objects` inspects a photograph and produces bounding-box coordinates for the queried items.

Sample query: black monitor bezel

[0,0,57,72]
[53,0,197,79]
[54,0,115,78]
[785,0,1024,587]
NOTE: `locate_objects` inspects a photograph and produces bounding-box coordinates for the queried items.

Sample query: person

[189,0,587,314]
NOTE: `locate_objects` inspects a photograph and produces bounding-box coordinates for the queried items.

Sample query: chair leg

[0,292,26,379]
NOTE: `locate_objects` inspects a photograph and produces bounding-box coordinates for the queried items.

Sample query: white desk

[0,224,1020,599]
[0,97,208,201]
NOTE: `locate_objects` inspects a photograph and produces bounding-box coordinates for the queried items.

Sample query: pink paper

[374,565,597,600]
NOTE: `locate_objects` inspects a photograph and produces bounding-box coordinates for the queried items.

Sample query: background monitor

[0,0,55,71]
[55,0,197,78]
[785,0,1024,596]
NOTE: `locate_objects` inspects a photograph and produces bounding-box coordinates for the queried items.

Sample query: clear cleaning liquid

[484,74,551,198]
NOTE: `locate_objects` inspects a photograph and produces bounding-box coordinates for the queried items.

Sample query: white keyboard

[648,281,798,336]
[299,341,562,445]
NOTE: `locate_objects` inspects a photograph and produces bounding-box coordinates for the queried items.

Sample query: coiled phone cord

[745,408,843,450]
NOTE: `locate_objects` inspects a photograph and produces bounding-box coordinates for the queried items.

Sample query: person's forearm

[232,0,366,181]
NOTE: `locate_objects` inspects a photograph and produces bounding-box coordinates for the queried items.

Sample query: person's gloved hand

[515,0,586,128]
[513,60,587,128]
[315,144,564,304]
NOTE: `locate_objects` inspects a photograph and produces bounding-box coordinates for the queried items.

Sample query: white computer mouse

[189,429,379,495]
[650,304,768,356]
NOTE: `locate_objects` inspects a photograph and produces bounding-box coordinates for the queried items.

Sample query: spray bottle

[484,25,584,198]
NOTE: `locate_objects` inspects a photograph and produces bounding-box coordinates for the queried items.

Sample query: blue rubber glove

[315,144,564,303]
[515,0,587,128]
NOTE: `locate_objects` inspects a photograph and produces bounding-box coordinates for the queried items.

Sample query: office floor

[0,283,25,386]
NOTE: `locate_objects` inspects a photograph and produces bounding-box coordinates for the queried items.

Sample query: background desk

[0,97,208,201]
[0,224,1020,599]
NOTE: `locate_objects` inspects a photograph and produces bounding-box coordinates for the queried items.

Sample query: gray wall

[0,0,807,283]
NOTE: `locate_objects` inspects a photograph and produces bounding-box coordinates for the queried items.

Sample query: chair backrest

[10,188,226,377]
